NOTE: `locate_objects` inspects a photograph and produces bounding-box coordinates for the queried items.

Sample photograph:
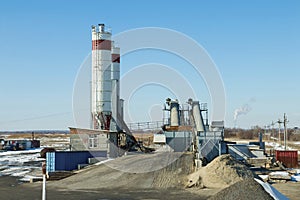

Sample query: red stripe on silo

[92,39,111,50]
[111,54,120,63]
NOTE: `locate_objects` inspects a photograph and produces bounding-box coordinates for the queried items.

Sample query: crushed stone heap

[208,178,274,200]
[187,154,255,188]
[187,154,274,200]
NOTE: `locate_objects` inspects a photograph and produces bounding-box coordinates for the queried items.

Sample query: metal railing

[127,121,163,131]
[227,145,250,161]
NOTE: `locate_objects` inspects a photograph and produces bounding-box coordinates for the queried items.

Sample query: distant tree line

[224,127,300,141]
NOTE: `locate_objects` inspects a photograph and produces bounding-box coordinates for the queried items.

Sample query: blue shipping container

[46,151,107,172]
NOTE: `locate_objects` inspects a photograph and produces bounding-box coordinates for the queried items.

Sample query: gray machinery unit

[163,98,224,164]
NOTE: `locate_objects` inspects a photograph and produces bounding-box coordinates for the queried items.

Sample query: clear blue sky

[0,0,299,130]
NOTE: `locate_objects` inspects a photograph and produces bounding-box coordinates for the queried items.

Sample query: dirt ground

[272,181,300,200]
[0,152,214,200]
[1,132,298,200]
[1,155,297,200]
[47,153,276,200]
[0,176,210,200]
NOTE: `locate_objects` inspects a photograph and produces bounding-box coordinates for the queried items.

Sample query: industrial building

[47,23,282,176]
[160,98,224,164]
[69,24,133,158]
[68,24,225,163]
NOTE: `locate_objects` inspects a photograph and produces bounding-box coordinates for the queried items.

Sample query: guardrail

[127,121,163,131]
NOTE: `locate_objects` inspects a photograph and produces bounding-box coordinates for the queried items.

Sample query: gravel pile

[203,154,255,187]
[187,154,255,188]
[209,178,274,200]
[187,154,274,199]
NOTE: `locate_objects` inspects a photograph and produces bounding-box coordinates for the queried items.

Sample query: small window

[88,134,98,148]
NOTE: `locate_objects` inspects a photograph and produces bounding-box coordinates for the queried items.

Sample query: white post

[42,174,46,200]
[278,122,281,145]
[283,113,288,150]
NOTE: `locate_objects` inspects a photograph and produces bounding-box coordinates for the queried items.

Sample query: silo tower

[91,24,112,130]
[111,42,121,131]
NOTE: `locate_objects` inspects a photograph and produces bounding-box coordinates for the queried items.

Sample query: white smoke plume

[233,104,252,122]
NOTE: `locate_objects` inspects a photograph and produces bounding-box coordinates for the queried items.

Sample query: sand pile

[187,155,275,199]
[208,178,274,200]
[187,154,255,188]
[49,152,194,190]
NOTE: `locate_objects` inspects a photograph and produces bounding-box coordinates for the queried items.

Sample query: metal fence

[127,121,163,131]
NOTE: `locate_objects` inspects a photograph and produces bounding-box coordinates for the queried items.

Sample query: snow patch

[20,175,42,182]
[265,142,295,150]
[0,148,41,156]
[291,174,300,182]
[0,149,44,180]
[269,171,289,177]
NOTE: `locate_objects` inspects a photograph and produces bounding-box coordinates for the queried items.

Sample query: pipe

[192,101,205,132]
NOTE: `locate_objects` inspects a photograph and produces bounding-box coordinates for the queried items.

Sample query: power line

[0,111,72,125]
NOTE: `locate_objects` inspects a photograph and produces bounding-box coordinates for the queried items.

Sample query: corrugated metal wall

[46,152,55,172]
[165,131,192,152]
[275,150,298,168]
[46,151,107,172]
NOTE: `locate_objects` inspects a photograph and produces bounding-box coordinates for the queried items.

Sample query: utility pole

[277,119,283,145]
[283,113,288,150]
[271,121,275,141]
[264,125,269,142]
